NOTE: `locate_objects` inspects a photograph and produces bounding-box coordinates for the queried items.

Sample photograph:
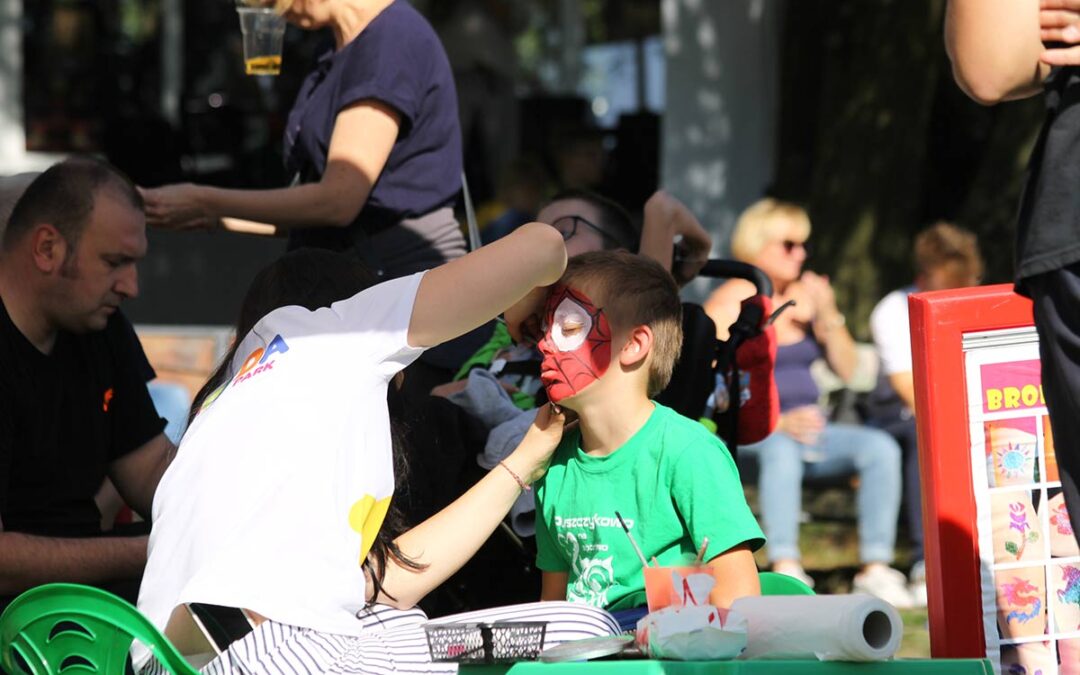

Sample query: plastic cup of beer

[236,6,286,75]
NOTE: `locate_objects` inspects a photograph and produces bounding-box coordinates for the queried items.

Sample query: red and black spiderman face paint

[538,284,612,403]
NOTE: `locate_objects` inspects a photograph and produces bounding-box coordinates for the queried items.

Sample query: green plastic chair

[0,583,198,675]
[758,571,816,596]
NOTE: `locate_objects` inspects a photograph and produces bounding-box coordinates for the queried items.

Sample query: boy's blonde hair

[560,251,683,397]
[730,198,811,263]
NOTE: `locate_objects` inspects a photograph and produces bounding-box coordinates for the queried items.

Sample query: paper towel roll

[729,594,903,661]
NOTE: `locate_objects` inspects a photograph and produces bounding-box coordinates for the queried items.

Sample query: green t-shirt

[534,402,765,611]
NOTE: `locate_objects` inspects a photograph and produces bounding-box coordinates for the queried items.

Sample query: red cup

[643,566,715,612]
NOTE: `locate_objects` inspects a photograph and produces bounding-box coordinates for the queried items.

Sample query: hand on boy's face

[505,286,551,345]
[538,284,612,403]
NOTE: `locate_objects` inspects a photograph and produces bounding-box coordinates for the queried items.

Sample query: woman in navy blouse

[142,0,466,279]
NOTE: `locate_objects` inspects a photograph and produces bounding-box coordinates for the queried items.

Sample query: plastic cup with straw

[693,537,709,565]
[614,511,650,568]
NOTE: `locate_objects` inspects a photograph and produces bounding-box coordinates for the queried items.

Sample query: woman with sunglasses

[140,0,465,280]
[704,198,912,608]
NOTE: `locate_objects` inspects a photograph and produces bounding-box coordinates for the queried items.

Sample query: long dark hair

[188,248,426,602]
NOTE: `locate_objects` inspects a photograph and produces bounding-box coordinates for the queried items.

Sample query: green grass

[898,608,931,659]
[746,485,932,659]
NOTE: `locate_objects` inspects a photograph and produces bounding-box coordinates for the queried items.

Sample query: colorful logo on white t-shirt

[233,334,290,386]
[198,334,291,414]
[349,494,393,565]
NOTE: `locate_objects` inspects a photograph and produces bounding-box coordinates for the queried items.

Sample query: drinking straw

[692,537,709,565]
[614,511,649,568]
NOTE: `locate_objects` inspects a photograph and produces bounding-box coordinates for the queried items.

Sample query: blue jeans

[741,423,902,564]
[147,381,190,444]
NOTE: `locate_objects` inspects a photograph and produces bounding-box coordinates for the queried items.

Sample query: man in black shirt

[0,158,175,608]
[947,0,1080,547]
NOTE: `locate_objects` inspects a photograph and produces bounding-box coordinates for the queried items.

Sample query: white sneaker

[772,563,815,589]
[853,566,915,609]
[908,560,927,608]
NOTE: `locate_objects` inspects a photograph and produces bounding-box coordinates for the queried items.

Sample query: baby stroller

[656,259,779,460]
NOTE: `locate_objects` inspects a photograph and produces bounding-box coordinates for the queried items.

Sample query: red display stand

[910,284,1080,672]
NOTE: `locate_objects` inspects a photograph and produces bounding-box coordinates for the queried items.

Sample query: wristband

[498,460,531,491]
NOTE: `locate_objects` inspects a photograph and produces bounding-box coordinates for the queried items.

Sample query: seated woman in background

[703,199,912,608]
[135,224,617,674]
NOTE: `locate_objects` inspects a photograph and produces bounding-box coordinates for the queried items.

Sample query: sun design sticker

[348,494,393,565]
[997,442,1035,480]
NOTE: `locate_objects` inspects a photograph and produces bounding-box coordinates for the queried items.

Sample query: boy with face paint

[508,250,765,615]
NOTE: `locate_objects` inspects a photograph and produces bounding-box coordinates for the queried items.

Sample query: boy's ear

[618,324,653,368]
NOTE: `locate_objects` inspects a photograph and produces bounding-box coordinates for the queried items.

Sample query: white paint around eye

[551,297,592,352]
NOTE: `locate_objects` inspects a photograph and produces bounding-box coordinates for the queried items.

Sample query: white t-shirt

[136,272,426,661]
[869,285,915,376]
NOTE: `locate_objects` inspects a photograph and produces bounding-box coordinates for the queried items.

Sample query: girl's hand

[511,404,571,484]
[140,184,218,231]
[504,286,552,345]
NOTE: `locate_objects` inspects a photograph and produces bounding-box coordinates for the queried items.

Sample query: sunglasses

[781,239,811,256]
[551,215,628,250]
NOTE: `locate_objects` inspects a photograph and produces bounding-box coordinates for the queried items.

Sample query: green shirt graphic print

[534,403,765,610]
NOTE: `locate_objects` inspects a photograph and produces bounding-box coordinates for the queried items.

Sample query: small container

[643,565,716,612]
[425,621,548,664]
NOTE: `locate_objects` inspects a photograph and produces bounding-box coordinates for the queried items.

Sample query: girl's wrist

[498,460,531,491]
[505,449,549,486]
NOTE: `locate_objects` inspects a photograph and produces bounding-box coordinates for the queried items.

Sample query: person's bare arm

[407,222,567,349]
[1034,0,1080,65]
[945,0,1049,104]
[108,433,175,521]
[706,544,761,609]
[639,191,713,286]
[221,218,279,236]
[0,519,146,595]
[801,272,857,383]
[889,371,917,413]
[143,100,400,231]
[373,406,566,608]
[540,571,570,601]
[702,279,757,341]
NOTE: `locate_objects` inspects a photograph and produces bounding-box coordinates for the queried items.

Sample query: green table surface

[460,659,994,675]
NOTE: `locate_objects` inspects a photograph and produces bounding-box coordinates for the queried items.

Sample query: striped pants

[141,602,618,675]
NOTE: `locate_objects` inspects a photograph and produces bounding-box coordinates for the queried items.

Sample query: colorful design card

[1058,637,1080,675]
[985,418,1039,488]
[992,491,1045,565]
[1044,417,1060,484]
[995,566,1048,639]
[966,342,1080,675]
[1044,492,1079,560]
[1000,640,1055,675]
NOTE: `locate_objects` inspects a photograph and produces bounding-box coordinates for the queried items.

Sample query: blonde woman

[142,0,466,279]
[704,199,911,607]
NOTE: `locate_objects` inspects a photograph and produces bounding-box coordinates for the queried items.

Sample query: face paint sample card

[965,335,1080,675]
